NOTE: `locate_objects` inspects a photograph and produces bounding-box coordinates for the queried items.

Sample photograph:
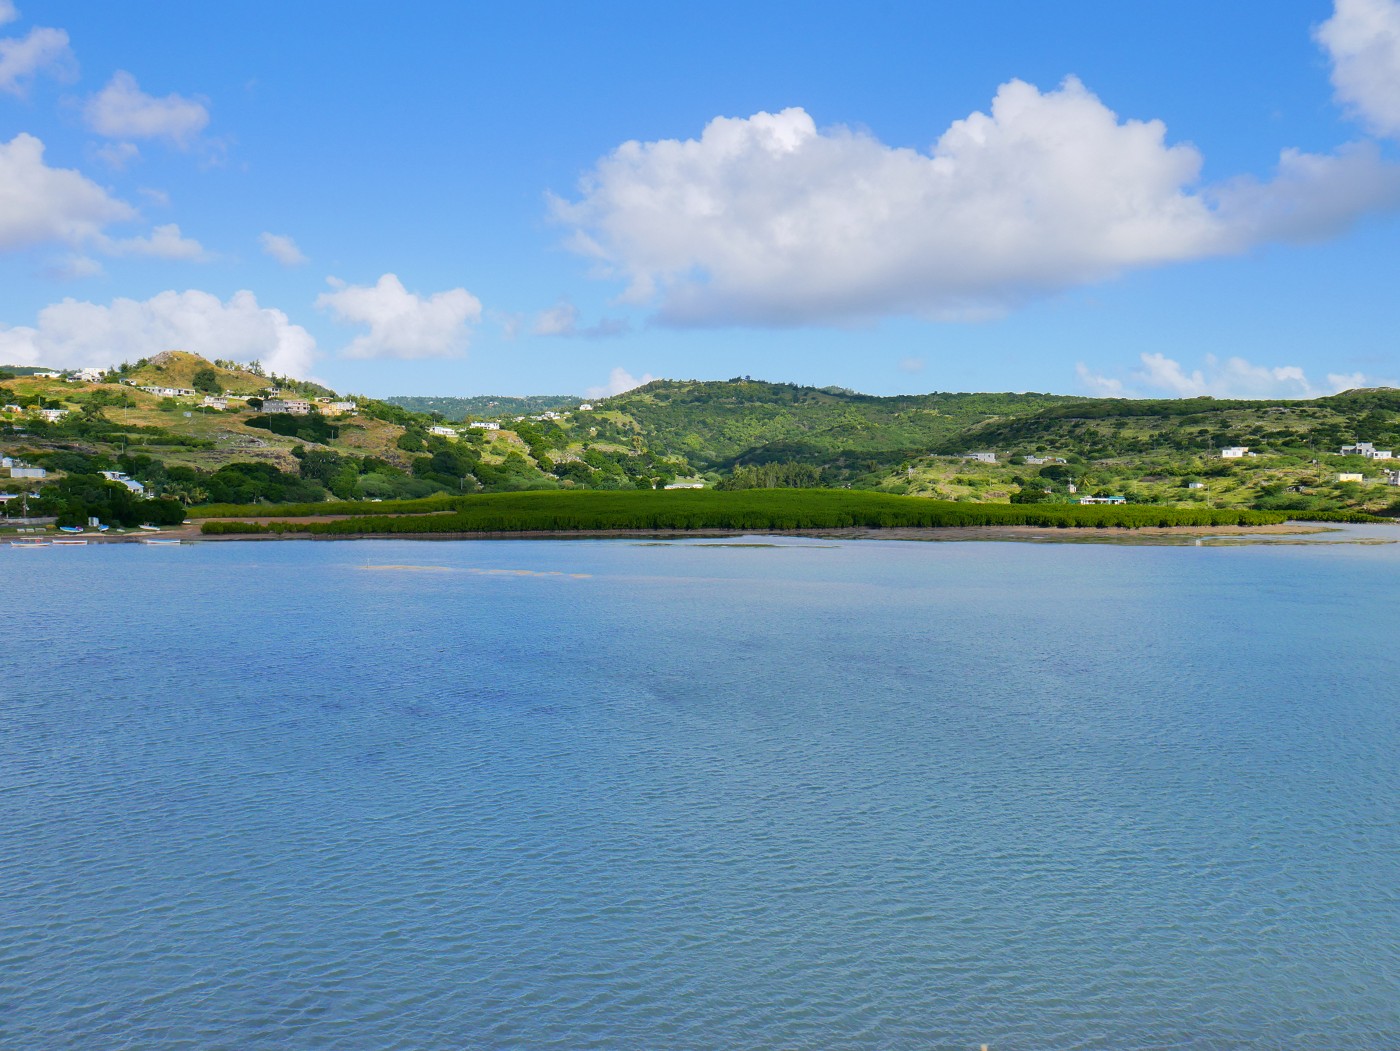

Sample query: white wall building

[100,471,145,496]
[1340,442,1394,459]
[261,398,310,415]
[1220,447,1253,458]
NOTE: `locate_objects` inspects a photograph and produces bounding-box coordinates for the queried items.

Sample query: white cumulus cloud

[585,366,655,399]
[0,2,18,27]
[0,132,135,251]
[316,273,482,359]
[1317,0,1400,138]
[0,24,74,96]
[0,289,317,377]
[84,71,209,146]
[1076,353,1379,399]
[259,231,307,266]
[554,78,1400,327]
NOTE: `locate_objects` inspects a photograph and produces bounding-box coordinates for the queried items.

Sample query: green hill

[5,357,1399,519]
[112,350,333,397]
[595,378,1087,471]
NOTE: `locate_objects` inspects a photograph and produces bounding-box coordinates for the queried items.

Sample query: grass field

[199,488,1310,536]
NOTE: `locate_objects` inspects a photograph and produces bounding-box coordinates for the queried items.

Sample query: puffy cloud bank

[316,273,482,359]
[0,289,316,377]
[0,133,134,251]
[1076,352,1374,399]
[554,78,1400,326]
[0,133,209,263]
[1317,0,1400,139]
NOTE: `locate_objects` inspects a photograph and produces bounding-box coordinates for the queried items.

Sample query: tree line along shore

[193,489,1382,538]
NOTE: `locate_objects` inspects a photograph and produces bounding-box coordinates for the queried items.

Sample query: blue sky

[1,1,1398,399]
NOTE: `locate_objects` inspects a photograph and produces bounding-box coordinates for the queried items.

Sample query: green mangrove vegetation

[199,488,1300,536]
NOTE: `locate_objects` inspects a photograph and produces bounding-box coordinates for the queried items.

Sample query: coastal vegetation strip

[198,489,1307,536]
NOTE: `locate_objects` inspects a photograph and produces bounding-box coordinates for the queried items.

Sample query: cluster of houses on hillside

[959,451,1069,465]
[429,409,591,439]
[1223,441,1394,461]
[1,404,69,422]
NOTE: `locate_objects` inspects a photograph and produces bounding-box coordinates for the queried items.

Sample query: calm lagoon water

[1,535,1397,1050]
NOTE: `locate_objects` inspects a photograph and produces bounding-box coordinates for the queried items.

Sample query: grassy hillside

[111,351,266,395]
[945,388,1400,459]
[5,356,1399,520]
[387,394,583,419]
[595,379,1086,471]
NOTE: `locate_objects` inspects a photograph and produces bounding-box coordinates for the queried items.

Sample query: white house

[1340,442,1393,459]
[1220,446,1253,459]
[1024,455,1067,465]
[1186,481,1205,489]
[1335,472,1365,483]
[35,408,69,422]
[261,398,310,415]
[430,425,457,437]
[72,367,107,382]
[1079,495,1127,505]
[468,421,501,431]
[664,481,705,489]
[139,385,196,398]
[962,452,997,464]
[578,403,594,411]
[100,471,145,496]
[1384,469,1400,486]
[202,396,229,410]
[6,465,46,479]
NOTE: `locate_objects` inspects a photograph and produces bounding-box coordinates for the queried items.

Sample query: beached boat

[52,538,87,546]
[9,538,47,547]
[142,538,181,545]
[139,524,162,531]
[59,525,85,534]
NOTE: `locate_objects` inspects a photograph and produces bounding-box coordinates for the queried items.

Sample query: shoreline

[31,520,1389,547]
